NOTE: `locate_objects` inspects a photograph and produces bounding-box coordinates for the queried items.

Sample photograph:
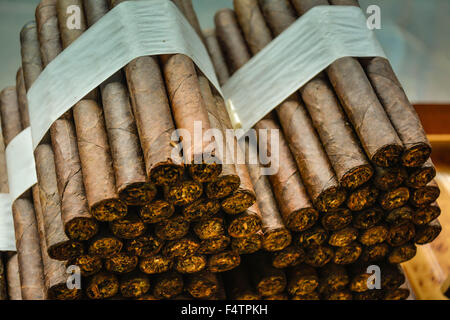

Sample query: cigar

[125,231,164,257]
[231,232,263,254]
[227,204,262,238]
[406,160,436,189]
[286,264,319,296]
[182,197,221,221]
[68,254,102,277]
[85,272,119,300]
[154,214,190,241]
[387,221,416,247]
[119,272,151,298]
[412,202,441,226]
[410,180,440,208]
[36,0,98,241]
[414,219,442,245]
[359,224,389,246]
[291,291,320,300]
[152,272,184,299]
[328,227,359,247]
[139,199,175,224]
[388,243,417,264]
[5,253,22,300]
[139,255,173,275]
[318,263,349,293]
[245,252,286,297]
[15,69,29,129]
[164,180,203,206]
[360,243,389,263]
[186,271,219,299]
[353,207,383,230]
[374,166,407,191]
[208,250,241,272]
[88,225,123,258]
[385,206,414,225]
[0,255,7,300]
[175,254,207,274]
[379,187,410,211]
[104,252,138,274]
[162,235,200,258]
[222,266,261,299]
[321,208,352,231]
[294,0,404,167]
[380,263,405,290]
[203,30,230,86]
[346,185,379,212]
[193,216,225,240]
[348,263,372,293]
[333,242,362,265]
[272,245,305,269]
[109,209,146,239]
[20,22,42,92]
[296,226,329,248]
[322,289,353,300]
[197,235,231,255]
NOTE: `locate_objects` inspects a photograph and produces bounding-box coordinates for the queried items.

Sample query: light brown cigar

[171,0,204,42]
[293,0,404,167]
[203,29,230,86]
[36,0,98,241]
[20,22,42,91]
[5,253,22,300]
[15,69,30,129]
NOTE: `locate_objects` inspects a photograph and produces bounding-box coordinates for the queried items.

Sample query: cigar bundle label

[0,194,15,250]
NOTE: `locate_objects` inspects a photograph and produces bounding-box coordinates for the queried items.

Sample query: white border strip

[222,6,386,136]
[0,194,15,251]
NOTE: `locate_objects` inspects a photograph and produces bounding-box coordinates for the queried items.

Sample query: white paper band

[5,128,37,202]
[27,0,221,149]
[0,194,15,251]
[222,6,386,136]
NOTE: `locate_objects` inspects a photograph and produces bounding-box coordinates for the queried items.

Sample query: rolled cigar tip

[206,174,241,199]
[197,235,231,255]
[208,250,241,272]
[388,243,417,264]
[20,21,38,39]
[387,220,415,247]
[104,252,138,274]
[415,219,442,245]
[64,217,99,241]
[139,199,175,224]
[163,236,200,258]
[91,198,128,222]
[413,202,440,226]
[231,232,263,254]
[262,228,292,252]
[69,254,102,277]
[186,271,219,299]
[287,264,319,296]
[411,180,440,207]
[175,254,207,274]
[221,189,256,215]
[86,272,119,299]
[48,239,84,261]
[333,242,362,265]
[182,197,220,221]
[272,245,305,269]
[340,164,374,189]
[227,209,262,238]
[88,235,123,258]
[119,273,150,298]
[126,233,164,257]
[152,272,184,299]
[314,185,346,212]
[402,143,432,168]
[139,255,173,275]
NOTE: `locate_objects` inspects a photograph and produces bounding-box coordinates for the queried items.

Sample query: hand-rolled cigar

[383,288,410,300]
[154,214,190,241]
[208,250,241,272]
[412,202,440,226]
[73,100,127,221]
[346,185,379,212]
[20,22,42,91]
[360,243,389,263]
[109,209,146,239]
[388,243,417,264]
[333,242,362,265]
[410,180,440,208]
[104,252,138,274]
[292,291,320,300]
[227,204,262,238]
[231,232,263,254]
[348,263,372,293]
[245,252,286,296]
[221,189,257,215]
[186,271,219,299]
[15,69,29,129]
[322,290,353,300]
[164,180,203,206]
[321,208,352,231]
[126,232,164,257]
[139,255,173,275]
[193,216,225,240]
[197,235,231,255]
[385,206,413,225]
[374,166,407,191]
[124,56,184,186]
[67,254,102,277]
[139,199,175,224]
[175,254,207,274]
[286,264,319,296]
[34,144,84,260]
[387,221,416,247]
[5,253,22,300]
[86,272,119,300]
[182,197,220,221]
[328,227,359,247]
[0,255,7,300]
[152,272,183,299]
[203,29,230,86]
[380,263,405,290]
[319,263,349,293]
[0,87,22,146]
[379,187,410,211]
[272,245,305,269]
[88,225,123,258]
[223,266,261,299]
[406,159,436,188]
[162,236,200,258]
[296,226,328,248]
[119,272,151,298]
[304,245,334,267]
[353,207,383,230]
[359,224,388,246]
[414,219,442,245]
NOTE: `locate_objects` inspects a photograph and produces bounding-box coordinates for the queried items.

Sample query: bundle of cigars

[0,0,443,300]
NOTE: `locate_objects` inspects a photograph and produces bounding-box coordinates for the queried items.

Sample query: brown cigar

[175,254,207,274]
[88,224,123,258]
[387,221,416,247]
[85,272,119,299]
[197,235,231,255]
[410,180,440,208]
[0,255,7,300]
[193,215,225,240]
[104,252,138,274]
[67,254,102,277]
[321,208,352,231]
[328,227,359,247]
[119,271,150,298]
[125,230,165,257]
[333,242,362,265]
[203,29,230,86]
[294,0,404,167]
[286,264,319,296]
[186,271,219,299]
[319,263,349,293]
[379,187,410,211]
[292,291,320,300]
[222,265,261,299]
[304,245,334,267]
[154,214,190,241]
[162,235,200,258]
[346,185,379,212]
[109,209,146,240]
[388,242,417,264]
[5,253,22,300]
[406,158,436,188]
[296,226,329,248]
[412,202,440,226]
[139,255,173,275]
[414,219,442,245]
[208,250,241,272]
[374,166,407,191]
[352,207,383,230]
[359,224,389,246]
[152,272,184,299]
[360,243,389,263]
[245,252,286,297]
[385,206,413,225]
[231,232,263,254]
[271,245,305,269]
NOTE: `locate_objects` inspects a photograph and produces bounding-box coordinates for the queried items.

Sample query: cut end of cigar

[70,254,103,277]
[305,245,334,267]
[333,242,362,265]
[288,277,319,296]
[110,215,146,239]
[48,284,82,300]
[272,246,305,269]
[175,255,207,274]
[321,208,352,231]
[126,235,164,257]
[231,233,263,254]
[411,184,440,207]
[154,216,190,241]
[406,166,436,188]
[314,186,346,212]
[297,226,329,248]
[371,143,404,167]
[401,143,432,168]
[328,228,359,247]
[353,207,383,229]
[140,200,175,223]
[292,292,320,300]
[208,251,240,272]
[388,243,417,264]
[163,237,200,258]
[347,185,379,212]
[359,225,389,246]
[86,273,119,300]
[48,240,84,261]
[88,236,123,259]
[91,198,127,222]
[182,198,220,221]
[118,182,157,206]
[340,164,374,189]
[149,161,184,186]
[193,217,225,240]
[139,255,173,275]
[286,207,318,232]
[198,235,231,255]
[257,274,287,297]
[186,274,219,299]
[415,222,442,245]
[360,243,389,263]
[387,221,416,247]
[221,189,256,215]
[153,273,184,299]
[375,167,407,191]
[120,276,151,298]
[262,228,292,252]
[105,253,138,274]
[65,217,99,241]
[188,162,222,183]
[166,180,203,206]
[380,187,410,211]
[228,213,262,238]
[413,204,441,226]
[206,174,241,199]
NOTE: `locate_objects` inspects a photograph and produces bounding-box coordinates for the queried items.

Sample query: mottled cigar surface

[204,29,230,85]
[186,271,219,299]
[287,264,319,296]
[208,250,241,272]
[321,208,352,231]
[5,253,22,300]
[140,199,175,224]
[110,209,146,239]
[410,180,440,208]
[227,203,262,238]
[104,252,138,274]
[304,245,334,267]
[163,235,200,258]
[88,224,123,258]
[223,266,261,299]
[374,166,407,191]
[319,263,349,293]
[272,245,305,269]
[231,232,263,254]
[152,272,184,299]
[0,87,22,146]
[332,242,362,265]
[126,231,164,257]
[139,255,173,275]
[379,187,410,211]
[406,158,436,188]
[414,219,441,245]
[388,243,417,264]
[413,202,440,226]
[346,184,378,212]
[119,272,150,298]
[245,253,286,297]
[68,254,102,277]
[86,272,119,299]
[353,207,383,230]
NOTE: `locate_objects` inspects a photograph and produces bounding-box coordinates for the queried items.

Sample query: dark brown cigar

[346,184,379,212]
[85,272,119,299]
[360,243,389,263]
[319,263,349,293]
[406,159,436,188]
[154,214,190,241]
[193,215,225,240]
[358,224,389,246]
[222,266,261,299]
[139,199,175,224]
[412,202,440,226]
[374,166,407,191]
[321,208,352,231]
[388,243,417,264]
[328,227,359,247]
[139,255,173,275]
[152,272,184,299]
[109,208,146,240]
[162,235,200,258]
[119,272,151,298]
[352,207,383,230]
[5,253,22,300]
[182,197,221,222]
[88,224,123,258]
[208,250,241,272]
[333,242,362,265]
[271,245,305,269]
[387,221,416,247]
[197,235,231,255]
[410,180,440,208]
[414,219,442,245]
[385,206,413,225]
[379,187,410,211]
[203,29,230,85]
[286,264,319,296]
[231,232,263,254]
[292,291,320,300]
[67,254,102,277]
[125,231,164,257]
[104,252,138,274]
[186,271,219,299]
[296,226,329,248]
[175,254,207,274]
[304,245,334,267]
